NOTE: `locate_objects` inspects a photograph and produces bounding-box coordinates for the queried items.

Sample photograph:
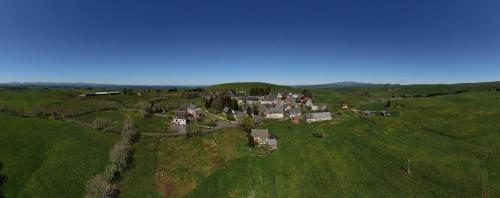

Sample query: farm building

[381,111,391,116]
[171,111,187,125]
[361,111,375,117]
[305,112,332,123]
[265,107,284,119]
[267,138,278,149]
[80,91,120,97]
[251,129,269,145]
[340,103,350,109]
[310,105,319,111]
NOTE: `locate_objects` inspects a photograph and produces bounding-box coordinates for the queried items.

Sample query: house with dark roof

[251,129,269,145]
[265,107,284,119]
[171,111,187,125]
[287,108,302,118]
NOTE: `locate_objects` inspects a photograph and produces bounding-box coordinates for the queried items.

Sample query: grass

[118,137,162,198]
[183,91,500,197]
[0,114,118,198]
[2,84,500,197]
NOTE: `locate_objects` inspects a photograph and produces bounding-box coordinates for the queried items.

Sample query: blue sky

[1,0,499,85]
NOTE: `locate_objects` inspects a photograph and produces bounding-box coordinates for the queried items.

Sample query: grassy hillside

[184,91,500,197]
[0,114,118,197]
[118,137,162,198]
[208,82,293,92]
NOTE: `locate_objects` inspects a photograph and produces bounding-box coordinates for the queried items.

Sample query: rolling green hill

[1,82,499,197]
[207,82,293,92]
[0,114,118,197]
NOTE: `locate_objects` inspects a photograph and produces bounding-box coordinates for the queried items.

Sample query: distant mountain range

[1,81,383,89]
[295,81,396,88]
[0,82,192,89]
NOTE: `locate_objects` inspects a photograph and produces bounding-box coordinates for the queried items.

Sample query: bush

[109,140,133,173]
[247,134,257,147]
[84,174,116,198]
[240,116,254,133]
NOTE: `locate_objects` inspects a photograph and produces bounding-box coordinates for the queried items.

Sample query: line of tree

[84,118,138,198]
[249,87,271,96]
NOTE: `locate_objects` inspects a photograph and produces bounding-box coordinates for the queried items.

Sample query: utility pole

[407,159,411,175]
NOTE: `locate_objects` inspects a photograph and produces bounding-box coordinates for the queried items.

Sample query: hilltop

[207,82,293,91]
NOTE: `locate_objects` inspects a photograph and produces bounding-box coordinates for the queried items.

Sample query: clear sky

[1,0,499,85]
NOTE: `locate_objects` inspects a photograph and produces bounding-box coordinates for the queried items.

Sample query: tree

[0,161,6,198]
[303,89,313,99]
[138,101,152,118]
[247,134,257,147]
[246,106,252,116]
[240,116,254,133]
[84,174,116,198]
[385,99,391,107]
[253,105,259,116]
[227,110,235,121]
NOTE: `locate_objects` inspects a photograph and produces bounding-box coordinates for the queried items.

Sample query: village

[79,88,392,152]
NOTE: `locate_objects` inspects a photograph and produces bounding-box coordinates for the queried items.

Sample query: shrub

[84,174,116,198]
[109,140,133,173]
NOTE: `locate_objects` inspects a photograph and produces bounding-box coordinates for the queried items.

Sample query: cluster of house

[171,104,204,126]
[80,91,120,97]
[224,92,331,123]
[250,129,277,149]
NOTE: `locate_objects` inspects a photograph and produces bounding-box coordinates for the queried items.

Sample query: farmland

[0,82,499,197]
[0,114,118,197]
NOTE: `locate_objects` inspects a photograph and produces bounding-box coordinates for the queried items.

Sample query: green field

[0,114,118,197]
[1,83,499,197]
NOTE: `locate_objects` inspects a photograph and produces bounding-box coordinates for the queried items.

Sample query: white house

[171,111,187,125]
[265,107,284,119]
[251,129,269,145]
[305,98,314,107]
[305,112,332,123]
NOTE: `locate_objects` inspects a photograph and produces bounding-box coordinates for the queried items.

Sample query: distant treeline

[399,90,469,98]
[249,87,271,96]
[183,88,205,99]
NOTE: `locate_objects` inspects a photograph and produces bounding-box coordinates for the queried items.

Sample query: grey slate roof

[305,112,332,119]
[287,108,301,114]
[266,107,283,114]
[251,129,269,138]
[267,138,277,146]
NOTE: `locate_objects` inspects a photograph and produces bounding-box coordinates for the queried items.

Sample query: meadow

[0,114,118,197]
[1,83,499,197]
